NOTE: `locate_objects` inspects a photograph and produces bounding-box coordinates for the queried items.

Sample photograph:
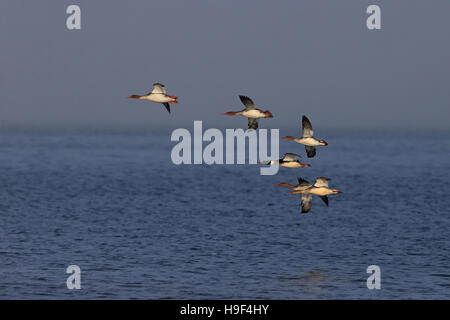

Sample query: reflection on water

[279,270,339,298]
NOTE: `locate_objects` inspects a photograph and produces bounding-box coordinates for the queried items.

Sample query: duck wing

[239,95,256,110]
[297,177,311,187]
[248,118,259,130]
[151,83,167,94]
[319,196,329,206]
[302,115,314,138]
[305,146,316,158]
[162,102,171,114]
[314,177,330,187]
[301,193,312,213]
[282,153,301,162]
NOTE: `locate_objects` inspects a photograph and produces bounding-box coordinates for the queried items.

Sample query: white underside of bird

[293,137,324,147]
[239,109,269,119]
[138,94,174,103]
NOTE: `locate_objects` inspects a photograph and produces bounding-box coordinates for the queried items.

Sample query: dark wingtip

[162,103,171,114]
[302,115,312,124]
[239,95,252,103]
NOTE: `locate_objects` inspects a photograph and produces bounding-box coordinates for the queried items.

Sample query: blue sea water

[0,129,449,299]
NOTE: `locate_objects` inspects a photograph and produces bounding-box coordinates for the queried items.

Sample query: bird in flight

[222,95,273,130]
[282,115,328,158]
[258,153,310,168]
[283,177,341,213]
[128,83,178,113]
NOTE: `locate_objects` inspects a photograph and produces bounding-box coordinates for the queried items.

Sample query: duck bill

[128,95,141,99]
[301,163,311,167]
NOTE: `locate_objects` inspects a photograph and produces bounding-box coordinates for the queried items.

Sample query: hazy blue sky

[1,0,449,130]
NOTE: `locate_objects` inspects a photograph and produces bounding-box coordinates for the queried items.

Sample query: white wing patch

[282,153,301,162]
[314,177,330,188]
[151,83,166,94]
[302,116,314,138]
